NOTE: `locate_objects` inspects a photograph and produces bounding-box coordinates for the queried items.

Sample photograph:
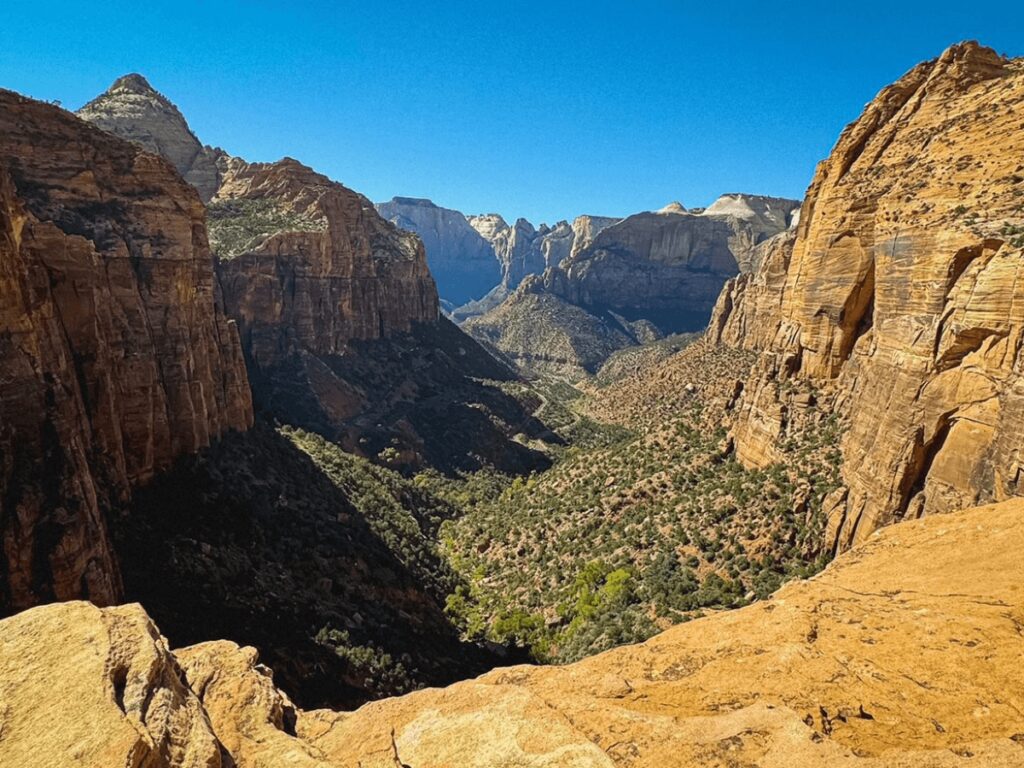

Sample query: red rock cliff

[0,91,252,612]
[214,157,438,370]
[710,42,1024,550]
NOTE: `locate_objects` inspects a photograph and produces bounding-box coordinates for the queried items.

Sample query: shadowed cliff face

[377,197,502,305]
[709,42,1024,550]
[0,91,253,614]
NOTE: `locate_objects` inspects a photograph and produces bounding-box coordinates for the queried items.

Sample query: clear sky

[3,1,1022,224]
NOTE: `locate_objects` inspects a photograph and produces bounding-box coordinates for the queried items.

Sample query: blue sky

[3,1,1022,223]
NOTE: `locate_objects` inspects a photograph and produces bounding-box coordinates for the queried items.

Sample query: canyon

[78,73,553,476]
[1,38,1024,768]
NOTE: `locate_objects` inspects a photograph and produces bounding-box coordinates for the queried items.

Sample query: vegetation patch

[207,197,326,259]
[435,342,844,663]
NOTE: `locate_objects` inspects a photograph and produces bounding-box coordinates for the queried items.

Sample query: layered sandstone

[376,197,501,304]
[6,499,1023,766]
[77,74,224,201]
[215,158,438,367]
[710,42,1024,549]
[538,195,799,332]
[0,91,252,614]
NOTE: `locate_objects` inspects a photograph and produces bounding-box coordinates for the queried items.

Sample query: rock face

[376,197,502,305]
[538,195,800,333]
[710,42,1024,550]
[77,74,224,201]
[571,213,621,258]
[0,601,221,768]
[463,282,661,379]
[0,91,252,615]
[467,213,619,290]
[6,499,1024,766]
[215,159,438,367]
[212,165,550,474]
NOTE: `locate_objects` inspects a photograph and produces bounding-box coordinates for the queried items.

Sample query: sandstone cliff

[77,74,224,201]
[211,163,556,474]
[0,91,252,615]
[709,42,1024,550]
[5,499,1023,766]
[214,159,438,365]
[538,194,800,333]
[376,196,502,304]
[460,212,620,318]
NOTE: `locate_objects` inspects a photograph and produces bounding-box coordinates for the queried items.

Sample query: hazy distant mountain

[377,197,502,305]
[462,193,799,377]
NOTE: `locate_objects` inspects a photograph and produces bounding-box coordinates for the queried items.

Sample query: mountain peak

[77,74,220,201]
[109,73,159,95]
[657,201,688,215]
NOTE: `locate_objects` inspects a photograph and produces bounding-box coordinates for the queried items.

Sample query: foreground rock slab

[4,500,1022,766]
[0,602,219,767]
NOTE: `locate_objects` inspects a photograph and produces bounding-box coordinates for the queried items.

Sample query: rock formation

[571,213,621,258]
[5,499,1023,766]
[469,213,620,287]
[0,601,221,768]
[463,282,661,379]
[462,196,796,377]
[0,90,252,615]
[214,159,438,366]
[77,74,224,201]
[709,42,1024,550]
[376,197,502,305]
[210,165,557,473]
[535,194,800,333]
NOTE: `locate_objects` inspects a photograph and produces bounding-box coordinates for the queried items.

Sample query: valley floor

[418,339,845,664]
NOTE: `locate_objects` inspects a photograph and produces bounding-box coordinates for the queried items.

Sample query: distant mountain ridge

[461,193,799,378]
[376,196,622,312]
